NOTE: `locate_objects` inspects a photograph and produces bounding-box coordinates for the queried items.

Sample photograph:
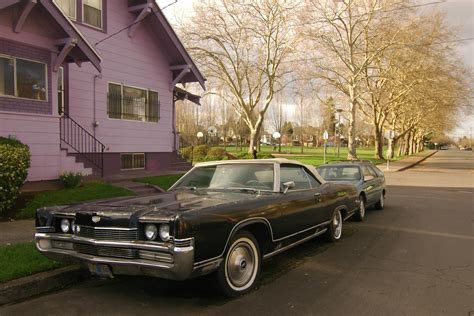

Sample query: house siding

[0,38,53,115]
[67,0,175,154]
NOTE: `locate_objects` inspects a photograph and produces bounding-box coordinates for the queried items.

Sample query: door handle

[314,193,322,203]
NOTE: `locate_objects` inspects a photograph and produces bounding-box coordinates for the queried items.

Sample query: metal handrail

[60,114,105,177]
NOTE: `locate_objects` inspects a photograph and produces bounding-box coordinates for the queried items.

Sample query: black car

[317,161,386,221]
[35,159,358,296]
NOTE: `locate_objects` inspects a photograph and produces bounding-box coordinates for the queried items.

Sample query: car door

[361,165,378,204]
[272,164,328,240]
[368,165,384,198]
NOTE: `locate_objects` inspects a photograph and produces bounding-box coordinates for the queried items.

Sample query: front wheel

[324,209,343,242]
[374,192,384,210]
[216,230,261,297]
[354,195,366,222]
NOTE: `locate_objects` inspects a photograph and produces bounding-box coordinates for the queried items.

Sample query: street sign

[323,130,329,140]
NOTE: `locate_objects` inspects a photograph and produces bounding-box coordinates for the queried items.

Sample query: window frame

[0,54,48,102]
[82,0,103,29]
[120,153,146,170]
[279,164,314,192]
[54,0,77,21]
[107,81,160,123]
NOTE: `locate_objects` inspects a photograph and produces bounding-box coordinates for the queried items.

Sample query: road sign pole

[324,140,327,164]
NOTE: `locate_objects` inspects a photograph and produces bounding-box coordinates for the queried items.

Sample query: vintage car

[317,161,386,221]
[35,159,358,296]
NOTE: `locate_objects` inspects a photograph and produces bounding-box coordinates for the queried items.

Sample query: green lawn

[134,174,185,190]
[18,182,134,219]
[0,242,64,283]
[224,145,401,166]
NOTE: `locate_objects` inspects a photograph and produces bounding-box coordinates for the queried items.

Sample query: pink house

[0,0,204,181]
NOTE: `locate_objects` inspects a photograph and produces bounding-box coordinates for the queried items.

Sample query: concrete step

[59,150,92,176]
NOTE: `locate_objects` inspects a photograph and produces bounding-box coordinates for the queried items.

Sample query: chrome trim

[79,225,137,231]
[263,228,328,259]
[35,233,171,252]
[193,218,332,267]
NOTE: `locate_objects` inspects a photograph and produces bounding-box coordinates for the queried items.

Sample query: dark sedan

[317,161,386,221]
[35,159,358,296]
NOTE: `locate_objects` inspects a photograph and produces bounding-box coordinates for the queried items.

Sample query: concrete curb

[396,150,439,172]
[0,265,89,306]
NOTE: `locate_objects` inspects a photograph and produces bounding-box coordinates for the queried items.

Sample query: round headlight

[144,224,158,240]
[159,224,170,241]
[60,219,70,233]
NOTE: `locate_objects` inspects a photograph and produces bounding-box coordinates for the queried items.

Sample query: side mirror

[364,175,374,182]
[282,181,295,194]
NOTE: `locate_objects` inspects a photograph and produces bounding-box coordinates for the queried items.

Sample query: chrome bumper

[35,233,195,281]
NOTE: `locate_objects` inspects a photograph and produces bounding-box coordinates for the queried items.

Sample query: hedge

[0,137,30,215]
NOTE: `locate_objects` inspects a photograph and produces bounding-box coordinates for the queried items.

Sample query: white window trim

[54,0,77,21]
[0,54,48,102]
[120,153,146,170]
[82,0,103,29]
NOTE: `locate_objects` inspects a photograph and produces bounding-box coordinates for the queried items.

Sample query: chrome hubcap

[227,242,255,288]
[333,211,342,239]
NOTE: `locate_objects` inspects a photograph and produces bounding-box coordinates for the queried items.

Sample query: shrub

[207,147,226,157]
[59,172,84,188]
[193,145,210,157]
[0,137,30,216]
[234,152,274,159]
[179,146,193,160]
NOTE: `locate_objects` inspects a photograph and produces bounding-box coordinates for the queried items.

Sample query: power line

[94,1,177,47]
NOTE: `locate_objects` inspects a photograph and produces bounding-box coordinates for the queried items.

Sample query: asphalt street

[1,150,473,316]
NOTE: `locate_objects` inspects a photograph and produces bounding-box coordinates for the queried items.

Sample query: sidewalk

[376,150,438,172]
[0,219,35,246]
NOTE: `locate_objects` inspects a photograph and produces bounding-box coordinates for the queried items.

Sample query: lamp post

[335,108,343,158]
[272,131,281,152]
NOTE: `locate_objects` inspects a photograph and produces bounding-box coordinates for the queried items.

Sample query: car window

[280,165,311,190]
[362,166,375,177]
[305,169,321,188]
[370,165,384,177]
[317,166,361,181]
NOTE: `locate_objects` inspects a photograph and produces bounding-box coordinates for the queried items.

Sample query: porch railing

[60,114,105,177]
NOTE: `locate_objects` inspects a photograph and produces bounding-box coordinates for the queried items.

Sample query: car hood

[37,190,272,227]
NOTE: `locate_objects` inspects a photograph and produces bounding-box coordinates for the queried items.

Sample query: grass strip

[18,182,134,219]
[0,242,64,283]
[134,174,184,190]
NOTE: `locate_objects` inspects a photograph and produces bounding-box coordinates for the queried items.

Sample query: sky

[159,0,474,139]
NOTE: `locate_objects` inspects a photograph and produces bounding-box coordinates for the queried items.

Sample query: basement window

[121,153,145,170]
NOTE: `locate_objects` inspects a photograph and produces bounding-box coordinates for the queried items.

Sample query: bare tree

[181,0,298,153]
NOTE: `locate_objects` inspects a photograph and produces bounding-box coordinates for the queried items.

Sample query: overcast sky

[159,0,474,138]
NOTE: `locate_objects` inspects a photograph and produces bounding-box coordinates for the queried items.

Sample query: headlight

[144,224,158,241]
[60,219,70,233]
[159,224,170,241]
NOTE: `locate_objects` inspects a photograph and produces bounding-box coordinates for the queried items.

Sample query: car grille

[174,238,193,247]
[77,226,138,241]
[74,243,138,259]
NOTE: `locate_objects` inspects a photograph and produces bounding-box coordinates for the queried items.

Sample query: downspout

[92,74,102,137]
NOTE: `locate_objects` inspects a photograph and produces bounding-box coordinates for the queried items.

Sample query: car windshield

[172,163,275,191]
[317,166,361,181]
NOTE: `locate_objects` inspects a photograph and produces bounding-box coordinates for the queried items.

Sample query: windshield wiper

[226,187,261,194]
[174,186,198,191]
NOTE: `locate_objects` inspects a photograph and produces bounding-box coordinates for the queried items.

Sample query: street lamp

[272,131,281,152]
[335,108,343,158]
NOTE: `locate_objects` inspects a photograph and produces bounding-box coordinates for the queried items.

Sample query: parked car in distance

[317,161,386,221]
[35,159,358,297]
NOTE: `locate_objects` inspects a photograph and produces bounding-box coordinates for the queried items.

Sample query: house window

[107,83,160,122]
[0,57,14,97]
[83,0,102,29]
[121,153,145,170]
[0,56,47,101]
[55,0,76,20]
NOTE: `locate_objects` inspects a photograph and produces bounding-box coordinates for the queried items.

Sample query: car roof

[317,161,374,168]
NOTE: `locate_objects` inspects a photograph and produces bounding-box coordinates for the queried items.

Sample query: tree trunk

[388,138,397,159]
[408,133,414,156]
[374,126,384,159]
[347,85,357,160]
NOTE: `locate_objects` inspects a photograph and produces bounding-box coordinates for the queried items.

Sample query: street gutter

[0,265,88,306]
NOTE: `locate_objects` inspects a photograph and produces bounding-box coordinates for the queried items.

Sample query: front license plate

[87,263,113,278]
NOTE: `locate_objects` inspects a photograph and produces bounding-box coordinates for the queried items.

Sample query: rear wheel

[324,209,343,242]
[374,192,384,210]
[354,195,366,222]
[216,230,261,297]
